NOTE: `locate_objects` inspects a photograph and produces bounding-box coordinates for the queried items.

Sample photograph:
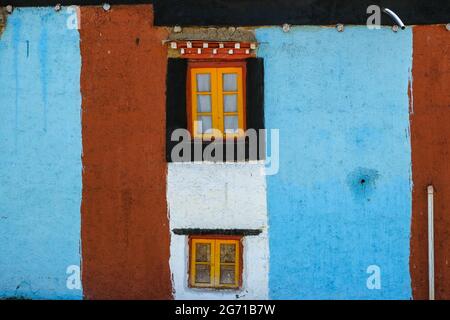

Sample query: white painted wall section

[167,162,269,299]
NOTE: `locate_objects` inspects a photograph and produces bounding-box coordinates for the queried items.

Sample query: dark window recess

[166,58,188,162]
[166,58,265,162]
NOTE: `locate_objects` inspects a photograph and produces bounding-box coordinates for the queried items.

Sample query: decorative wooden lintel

[166,40,258,59]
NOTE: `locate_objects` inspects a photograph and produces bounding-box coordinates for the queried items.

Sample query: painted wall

[1,6,449,301]
[167,163,269,299]
[257,26,413,299]
[79,5,172,299]
[0,8,82,299]
[410,25,450,300]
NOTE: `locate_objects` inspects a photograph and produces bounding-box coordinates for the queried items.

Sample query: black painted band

[4,1,448,26]
[172,228,262,236]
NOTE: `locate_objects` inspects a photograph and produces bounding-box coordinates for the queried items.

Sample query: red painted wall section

[80,5,172,299]
[410,25,450,300]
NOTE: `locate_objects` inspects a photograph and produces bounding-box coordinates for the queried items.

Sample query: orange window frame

[187,61,247,140]
[189,235,243,289]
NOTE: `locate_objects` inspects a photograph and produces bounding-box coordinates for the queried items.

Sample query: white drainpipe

[428,185,435,300]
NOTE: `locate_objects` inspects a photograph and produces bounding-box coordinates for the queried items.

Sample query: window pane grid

[191,67,244,138]
[190,238,240,289]
[196,73,211,92]
[190,239,215,287]
[195,264,212,284]
[223,73,238,92]
[215,239,239,288]
[218,68,244,137]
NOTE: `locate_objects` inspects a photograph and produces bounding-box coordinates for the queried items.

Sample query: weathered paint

[79,5,172,299]
[256,26,413,299]
[167,163,269,299]
[410,25,450,300]
[0,8,82,299]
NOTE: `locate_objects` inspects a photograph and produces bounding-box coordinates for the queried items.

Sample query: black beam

[1,0,151,5]
[172,229,262,236]
[1,1,448,28]
[154,0,449,26]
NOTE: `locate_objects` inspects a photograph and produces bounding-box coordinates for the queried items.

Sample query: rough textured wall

[257,26,413,299]
[0,8,82,299]
[0,9,6,36]
[167,163,269,299]
[79,5,172,299]
[410,25,450,300]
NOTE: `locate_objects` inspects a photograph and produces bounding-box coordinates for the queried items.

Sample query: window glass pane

[196,74,211,92]
[195,264,211,284]
[197,116,212,134]
[223,94,237,112]
[220,244,236,263]
[224,116,239,134]
[197,95,212,112]
[196,243,211,262]
[220,265,236,285]
[223,73,237,92]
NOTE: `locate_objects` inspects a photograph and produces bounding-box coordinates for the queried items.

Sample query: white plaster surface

[167,162,269,299]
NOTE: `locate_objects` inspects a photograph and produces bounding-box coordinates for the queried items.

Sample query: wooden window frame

[187,60,247,141]
[188,235,243,290]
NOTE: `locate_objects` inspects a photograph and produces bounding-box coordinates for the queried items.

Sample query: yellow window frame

[190,67,245,139]
[190,238,241,289]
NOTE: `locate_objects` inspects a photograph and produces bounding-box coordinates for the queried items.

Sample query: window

[188,62,246,139]
[166,58,265,162]
[189,236,242,289]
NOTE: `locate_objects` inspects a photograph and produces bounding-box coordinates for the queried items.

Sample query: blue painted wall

[257,27,413,299]
[0,8,82,299]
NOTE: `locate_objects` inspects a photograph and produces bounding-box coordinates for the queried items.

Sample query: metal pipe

[382,8,406,30]
[428,185,435,300]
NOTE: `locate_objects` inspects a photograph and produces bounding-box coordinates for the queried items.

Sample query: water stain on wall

[80,5,172,299]
[410,25,450,300]
[346,167,380,202]
[0,8,82,299]
[258,26,412,299]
